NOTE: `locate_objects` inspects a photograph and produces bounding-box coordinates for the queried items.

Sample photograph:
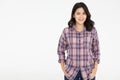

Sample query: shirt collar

[70,25,86,33]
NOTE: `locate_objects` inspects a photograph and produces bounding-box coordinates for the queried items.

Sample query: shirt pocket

[83,32,93,48]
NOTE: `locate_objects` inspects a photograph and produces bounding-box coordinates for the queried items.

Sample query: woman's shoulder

[92,26,97,32]
[91,26,98,36]
[63,27,69,30]
[63,27,70,33]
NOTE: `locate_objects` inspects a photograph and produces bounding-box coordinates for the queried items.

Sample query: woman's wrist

[94,61,98,68]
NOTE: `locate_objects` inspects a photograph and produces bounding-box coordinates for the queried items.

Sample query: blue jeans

[64,71,95,80]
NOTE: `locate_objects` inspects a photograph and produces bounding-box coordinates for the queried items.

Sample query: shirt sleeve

[57,28,68,63]
[92,27,100,64]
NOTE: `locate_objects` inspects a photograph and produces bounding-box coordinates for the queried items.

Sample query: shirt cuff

[58,59,65,63]
[94,58,100,64]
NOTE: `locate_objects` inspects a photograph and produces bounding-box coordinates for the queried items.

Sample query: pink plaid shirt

[57,26,100,80]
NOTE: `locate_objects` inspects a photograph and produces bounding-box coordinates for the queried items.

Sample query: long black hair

[68,2,94,31]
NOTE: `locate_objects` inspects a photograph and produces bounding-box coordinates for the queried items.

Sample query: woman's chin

[77,22,84,25]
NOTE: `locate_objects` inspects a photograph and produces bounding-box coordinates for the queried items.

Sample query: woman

[57,2,100,80]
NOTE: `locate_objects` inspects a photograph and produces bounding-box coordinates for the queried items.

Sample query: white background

[0,0,120,80]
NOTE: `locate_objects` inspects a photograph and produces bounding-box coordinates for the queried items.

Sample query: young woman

[57,2,100,80]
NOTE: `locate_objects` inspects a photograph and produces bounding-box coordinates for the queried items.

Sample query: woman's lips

[78,19,84,21]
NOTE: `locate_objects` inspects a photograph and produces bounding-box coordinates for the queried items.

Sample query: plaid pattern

[57,26,100,80]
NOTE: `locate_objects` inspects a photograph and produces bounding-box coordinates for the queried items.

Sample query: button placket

[78,32,81,67]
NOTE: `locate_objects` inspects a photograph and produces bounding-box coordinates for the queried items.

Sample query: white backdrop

[0,0,120,80]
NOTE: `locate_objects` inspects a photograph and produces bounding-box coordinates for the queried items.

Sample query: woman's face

[73,7,87,25]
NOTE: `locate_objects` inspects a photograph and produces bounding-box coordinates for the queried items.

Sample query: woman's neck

[74,23,84,32]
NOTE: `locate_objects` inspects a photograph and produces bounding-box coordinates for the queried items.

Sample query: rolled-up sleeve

[92,28,100,64]
[57,28,68,63]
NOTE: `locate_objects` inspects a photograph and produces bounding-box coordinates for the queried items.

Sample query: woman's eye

[76,12,86,15]
[76,13,80,15]
[83,12,86,15]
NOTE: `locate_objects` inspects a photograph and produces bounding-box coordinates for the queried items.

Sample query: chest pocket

[83,32,93,49]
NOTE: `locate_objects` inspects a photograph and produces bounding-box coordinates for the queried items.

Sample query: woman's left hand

[89,67,97,79]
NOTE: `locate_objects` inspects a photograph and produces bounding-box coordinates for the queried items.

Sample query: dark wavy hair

[68,2,94,31]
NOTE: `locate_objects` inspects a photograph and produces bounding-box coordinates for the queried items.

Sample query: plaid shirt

[57,26,100,80]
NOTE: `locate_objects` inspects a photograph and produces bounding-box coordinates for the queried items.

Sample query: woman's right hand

[60,62,69,79]
[63,68,69,79]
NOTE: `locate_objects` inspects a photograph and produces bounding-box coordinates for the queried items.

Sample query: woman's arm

[57,28,67,63]
[60,61,69,78]
[57,28,69,77]
[90,27,100,79]
[60,61,66,74]
[92,27,100,64]
[90,61,98,79]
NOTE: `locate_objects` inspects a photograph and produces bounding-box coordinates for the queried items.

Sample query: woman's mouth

[78,19,84,21]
